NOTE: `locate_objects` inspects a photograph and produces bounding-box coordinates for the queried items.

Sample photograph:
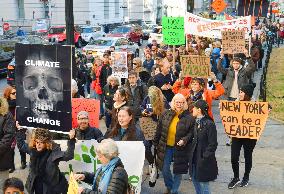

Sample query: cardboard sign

[211,0,227,13]
[139,117,157,140]
[57,140,145,194]
[220,100,269,140]
[67,172,78,194]
[222,31,245,54]
[162,17,185,45]
[180,55,210,78]
[111,52,128,78]
[72,98,100,129]
[15,44,72,132]
[185,13,251,39]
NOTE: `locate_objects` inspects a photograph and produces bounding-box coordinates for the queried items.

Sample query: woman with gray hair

[153,93,195,194]
[75,139,128,194]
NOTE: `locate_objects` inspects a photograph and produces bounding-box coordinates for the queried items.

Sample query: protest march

[1,1,284,194]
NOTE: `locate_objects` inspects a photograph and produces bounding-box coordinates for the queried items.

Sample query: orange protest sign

[222,31,245,54]
[220,100,269,140]
[180,55,210,78]
[211,0,227,13]
[72,98,100,128]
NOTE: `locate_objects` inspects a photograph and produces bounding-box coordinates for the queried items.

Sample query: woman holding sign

[228,84,258,189]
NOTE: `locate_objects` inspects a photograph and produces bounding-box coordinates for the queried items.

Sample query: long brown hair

[148,86,165,116]
[108,106,136,140]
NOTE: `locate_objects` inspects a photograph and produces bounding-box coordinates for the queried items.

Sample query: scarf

[92,157,120,194]
[113,101,126,109]
[190,90,204,102]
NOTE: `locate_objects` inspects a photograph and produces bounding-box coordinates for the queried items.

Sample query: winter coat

[99,64,112,89]
[0,112,16,171]
[75,127,104,142]
[16,130,75,194]
[103,84,119,111]
[217,58,256,97]
[153,109,195,174]
[124,80,148,120]
[81,159,128,194]
[188,117,218,182]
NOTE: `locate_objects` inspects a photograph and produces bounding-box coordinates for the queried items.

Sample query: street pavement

[7,47,284,193]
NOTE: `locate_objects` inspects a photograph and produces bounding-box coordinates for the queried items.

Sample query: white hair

[170,93,188,111]
[77,111,89,119]
[95,139,119,160]
[71,79,78,93]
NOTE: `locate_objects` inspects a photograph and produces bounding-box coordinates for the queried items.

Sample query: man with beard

[75,111,104,142]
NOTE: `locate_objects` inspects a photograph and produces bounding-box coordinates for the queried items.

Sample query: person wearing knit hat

[188,99,218,194]
[240,84,255,99]
[15,124,76,194]
[228,85,258,189]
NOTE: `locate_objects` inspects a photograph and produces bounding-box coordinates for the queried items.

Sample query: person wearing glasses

[75,111,104,142]
[154,93,195,194]
[2,177,25,194]
[0,97,16,192]
[3,86,27,172]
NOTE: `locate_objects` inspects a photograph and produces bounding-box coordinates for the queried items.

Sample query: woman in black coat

[188,100,218,194]
[16,125,76,194]
[154,93,195,194]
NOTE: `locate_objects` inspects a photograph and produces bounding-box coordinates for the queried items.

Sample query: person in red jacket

[187,73,225,120]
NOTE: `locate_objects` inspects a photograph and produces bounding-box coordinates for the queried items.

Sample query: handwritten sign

[222,31,245,54]
[211,0,227,13]
[72,98,100,128]
[162,17,185,45]
[111,52,128,78]
[180,55,210,78]
[67,172,78,194]
[220,100,269,140]
[139,117,157,140]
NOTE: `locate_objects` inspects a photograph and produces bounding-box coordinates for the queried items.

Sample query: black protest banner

[15,44,72,132]
[180,55,211,78]
[220,100,269,140]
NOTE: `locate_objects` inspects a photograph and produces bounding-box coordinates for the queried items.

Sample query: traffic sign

[211,0,227,14]
[3,23,10,31]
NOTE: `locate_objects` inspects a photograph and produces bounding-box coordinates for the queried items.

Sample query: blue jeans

[162,146,182,193]
[191,164,211,194]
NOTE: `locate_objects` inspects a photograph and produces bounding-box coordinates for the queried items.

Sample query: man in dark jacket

[0,97,16,191]
[149,58,176,102]
[99,53,112,90]
[124,71,148,121]
[75,111,104,142]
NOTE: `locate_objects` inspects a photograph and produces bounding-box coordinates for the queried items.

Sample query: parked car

[82,37,139,57]
[148,26,163,44]
[47,26,83,47]
[6,58,15,85]
[81,26,106,43]
[142,24,157,40]
[18,35,49,44]
[107,25,142,45]
[0,48,13,76]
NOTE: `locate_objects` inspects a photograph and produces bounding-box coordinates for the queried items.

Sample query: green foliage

[82,154,92,163]
[90,145,96,158]
[81,144,89,153]
[74,153,81,161]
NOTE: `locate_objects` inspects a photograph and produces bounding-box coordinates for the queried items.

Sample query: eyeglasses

[175,101,185,104]
[78,117,89,120]
[5,191,23,194]
[11,92,16,95]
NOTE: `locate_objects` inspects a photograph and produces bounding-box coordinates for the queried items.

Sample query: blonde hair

[133,57,142,67]
[0,97,9,116]
[170,93,188,112]
[107,75,120,86]
[148,86,165,116]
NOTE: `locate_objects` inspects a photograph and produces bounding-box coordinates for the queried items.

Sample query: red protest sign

[72,98,100,129]
[3,23,10,31]
[211,0,227,13]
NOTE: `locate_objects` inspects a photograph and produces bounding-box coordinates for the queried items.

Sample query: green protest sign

[162,17,185,45]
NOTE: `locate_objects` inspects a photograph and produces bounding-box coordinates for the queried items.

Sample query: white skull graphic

[23,66,63,117]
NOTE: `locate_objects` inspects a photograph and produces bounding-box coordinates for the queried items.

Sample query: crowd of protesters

[0,18,275,194]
